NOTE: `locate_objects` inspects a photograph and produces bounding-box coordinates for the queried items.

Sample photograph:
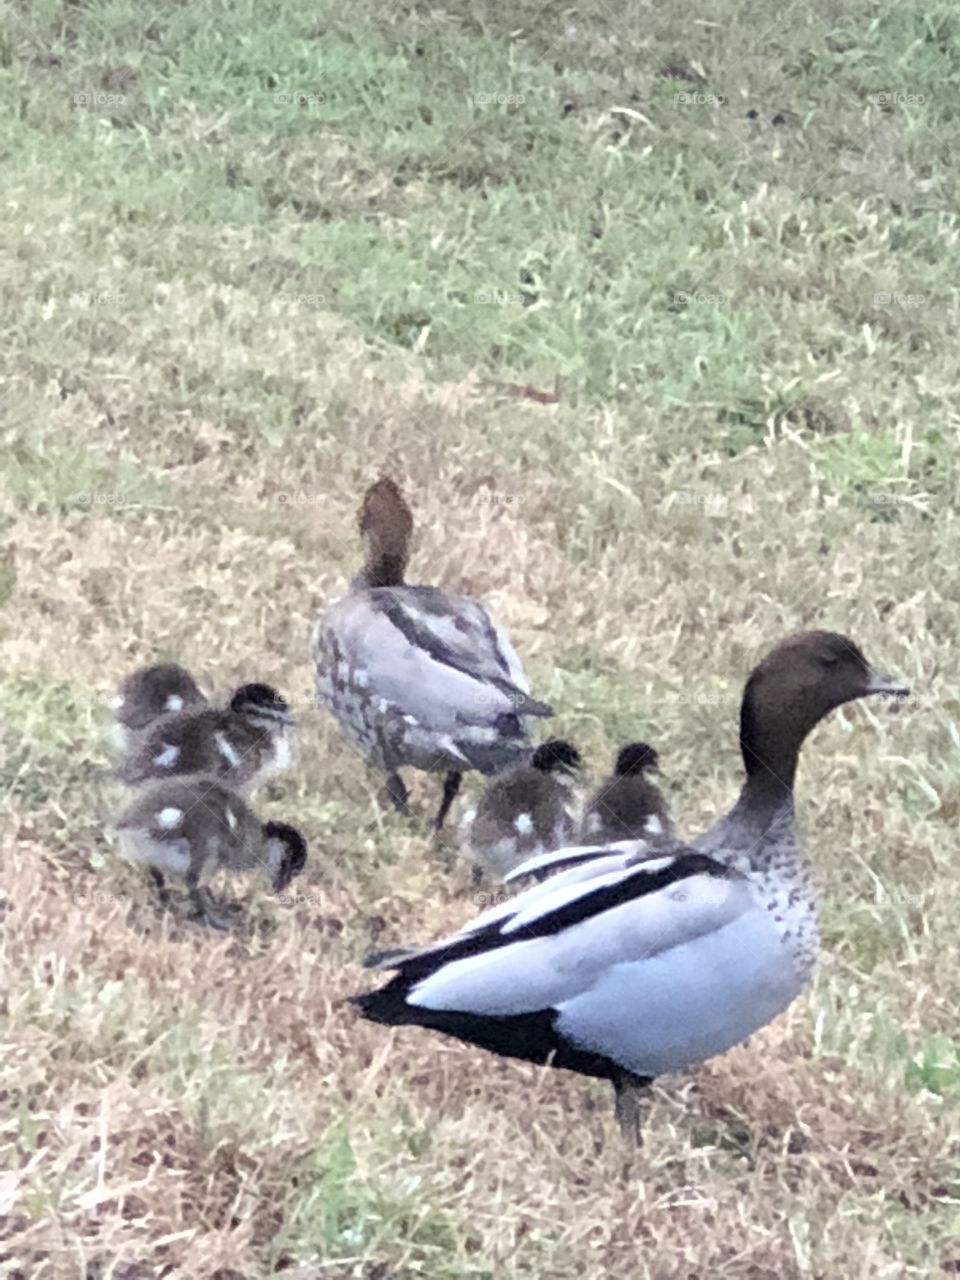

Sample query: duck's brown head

[614,742,660,776]
[358,477,414,587]
[740,630,907,791]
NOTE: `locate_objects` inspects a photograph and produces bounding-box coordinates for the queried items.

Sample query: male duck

[314,477,552,830]
[119,683,294,793]
[580,741,673,846]
[110,663,208,753]
[115,776,307,928]
[352,631,906,1142]
[462,739,581,881]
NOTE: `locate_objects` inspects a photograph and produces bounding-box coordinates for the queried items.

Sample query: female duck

[352,631,906,1141]
[314,478,552,829]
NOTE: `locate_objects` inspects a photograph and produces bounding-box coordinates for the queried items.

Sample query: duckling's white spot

[165,694,184,712]
[225,806,238,831]
[644,815,663,836]
[156,807,183,829]
[354,668,370,688]
[584,812,601,834]
[153,744,179,768]
[514,813,534,835]
[109,694,124,710]
[376,697,391,714]
[402,714,418,725]
[215,733,241,768]
[272,735,291,771]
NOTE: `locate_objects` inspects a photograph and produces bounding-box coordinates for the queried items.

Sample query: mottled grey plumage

[115,776,307,927]
[314,478,552,828]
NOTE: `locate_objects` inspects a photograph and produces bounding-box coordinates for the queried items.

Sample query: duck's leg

[149,867,171,906]
[384,769,409,814]
[185,868,228,930]
[433,770,463,831]
[612,1070,653,1147]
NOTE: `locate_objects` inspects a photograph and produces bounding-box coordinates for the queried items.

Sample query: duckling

[110,663,208,753]
[463,739,582,880]
[352,630,906,1143]
[314,477,552,830]
[118,683,294,793]
[581,742,673,847]
[115,777,307,928]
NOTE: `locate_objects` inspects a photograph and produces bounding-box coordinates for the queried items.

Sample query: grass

[1,0,960,1273]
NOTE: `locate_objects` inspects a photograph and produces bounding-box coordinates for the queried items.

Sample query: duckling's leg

[185,868,228,931]
[612,1070,652,1147]
[149,867,171,907]
[384,770,409,814]
[433,770,463,831]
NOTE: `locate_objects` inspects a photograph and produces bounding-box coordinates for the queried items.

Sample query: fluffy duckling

[581,742,673,847]
[110,663,208,753]
[463,739,581,880]
[115,777,307,927]
[119,683,294,793]
[314,477,552,830]
[352,631,906,1143]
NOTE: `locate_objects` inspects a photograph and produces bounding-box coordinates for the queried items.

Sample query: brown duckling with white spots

[462,739,582,881]
[581,742,673,847]
[115,777,307,928]
[110,663,209,754]
[118,682,294,793]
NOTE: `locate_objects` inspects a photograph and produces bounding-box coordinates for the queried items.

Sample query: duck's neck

[356,552,407,589]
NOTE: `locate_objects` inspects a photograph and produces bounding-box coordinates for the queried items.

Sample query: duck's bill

[866,669,910,698]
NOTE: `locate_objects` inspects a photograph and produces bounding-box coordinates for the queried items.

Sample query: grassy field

[2,0,960,1274]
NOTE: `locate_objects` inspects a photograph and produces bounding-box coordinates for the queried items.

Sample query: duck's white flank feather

[215,732,241,768]
[407,867,800,1077]
[504,839,651,883]
[165,694,184,712]
[153,744,179,768]
[156,807,183,830]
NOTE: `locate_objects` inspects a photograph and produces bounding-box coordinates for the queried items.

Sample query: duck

[115,777,307,928]
[580,741,673,847]
[110,662,208,753]
[118,682,295,793]
[462,739,582,881]
[351,631,907,1142]
[313,477,553,830]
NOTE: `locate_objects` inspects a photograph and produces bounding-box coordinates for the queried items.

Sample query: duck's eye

[820,655,840,669]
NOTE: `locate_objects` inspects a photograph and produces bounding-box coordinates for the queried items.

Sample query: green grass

[2,0,960,1275]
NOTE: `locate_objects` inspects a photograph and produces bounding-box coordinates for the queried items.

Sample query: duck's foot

[612,1070,653,1147]
[432,770,463,831]
[188,883,230,931]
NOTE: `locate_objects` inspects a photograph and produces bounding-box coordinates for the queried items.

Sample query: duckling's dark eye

[820,655,840,669]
